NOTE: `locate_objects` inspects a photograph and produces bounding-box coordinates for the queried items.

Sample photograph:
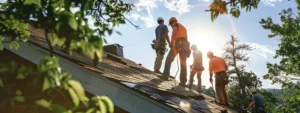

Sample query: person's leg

[222,83,229,105]
[162,50,176,79]
[189,69,196,88]
[154,51,164,72]
[196,71,202,91]
[215,75,225,104]
[179,52,187,86]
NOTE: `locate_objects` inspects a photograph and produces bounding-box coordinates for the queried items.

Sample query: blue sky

[105,0,298,89]
[0,0,292,89]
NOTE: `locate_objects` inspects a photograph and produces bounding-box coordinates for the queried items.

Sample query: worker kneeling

[188,45,204,91]
[207,51,229,106]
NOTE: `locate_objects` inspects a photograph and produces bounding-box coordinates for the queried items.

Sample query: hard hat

[157,17,164,21]
[191,44,197,50]
[168,17,178,26]
[251,88,257,93]
[207,51,214,58]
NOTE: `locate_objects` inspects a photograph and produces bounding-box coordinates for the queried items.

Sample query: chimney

[103,44,124,57]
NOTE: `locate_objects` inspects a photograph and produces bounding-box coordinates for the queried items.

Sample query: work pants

[189,67,203,90]
[162,49,187,85]
[215,71,229,105]
[154,50,164,71]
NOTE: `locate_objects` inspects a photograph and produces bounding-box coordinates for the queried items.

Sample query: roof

[26,27,238,113]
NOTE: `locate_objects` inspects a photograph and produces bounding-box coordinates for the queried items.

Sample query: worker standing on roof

[188,45,204,91]
[161,17,191,87]
[152,17,170,74]
[247,88,266,113]
[207,51,229,106]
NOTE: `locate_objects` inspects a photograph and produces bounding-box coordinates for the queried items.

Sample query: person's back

[253,93,264,111]
[155,24,168,41]
[209,56,227,73]
[193,49,202,67]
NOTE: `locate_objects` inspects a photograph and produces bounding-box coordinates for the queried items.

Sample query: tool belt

[151,39,167,55]
[215,71,229,85]
[175,38,191,58]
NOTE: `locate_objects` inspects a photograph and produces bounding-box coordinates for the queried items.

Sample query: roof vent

[103,44,124,57]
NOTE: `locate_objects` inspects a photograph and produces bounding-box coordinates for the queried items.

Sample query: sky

[104,0,298,89]
[0,0,294,89]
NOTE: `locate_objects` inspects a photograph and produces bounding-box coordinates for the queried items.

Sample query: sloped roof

[26,27,237,113]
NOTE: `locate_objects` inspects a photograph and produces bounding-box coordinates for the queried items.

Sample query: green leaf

[42,77,51,91]
[16,74,25,79]
[68,88,80,107]
[86,108,95,113]
[16,90,22,95]
[68,17,78,30]
[99,96,114,113]
[0,79,3,87]
[98,99,107,113]
[9,41,20,49]
[68,80,88,102]
[14,96,25,102]
[36,99,51,109]
[51,104,67,113]
[24,0,42,8]
[0,42,3,51]
[0,67,9,73]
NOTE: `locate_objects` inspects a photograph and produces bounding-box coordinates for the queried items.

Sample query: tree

[0,0,136,112]
[206,0,260,21]
[228,71,261,108]
[260,1,300,112]
[223,35,253,96]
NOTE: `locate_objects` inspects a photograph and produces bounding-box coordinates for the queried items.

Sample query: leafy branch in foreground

[0,57,114,113]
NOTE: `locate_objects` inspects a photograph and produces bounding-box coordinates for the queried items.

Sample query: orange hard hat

[168,17,178,26]
[207,51,214,58]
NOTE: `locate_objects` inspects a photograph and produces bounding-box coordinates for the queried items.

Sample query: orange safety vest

[172,23,188,41]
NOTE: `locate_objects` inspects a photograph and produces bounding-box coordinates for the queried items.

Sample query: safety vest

[173,23,187,41]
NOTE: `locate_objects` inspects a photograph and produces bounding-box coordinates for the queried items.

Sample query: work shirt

[252,93,264,110]
[193,49,203,67]
[209,56,227,74]
[171,23,187,42]
[155,24,169,40]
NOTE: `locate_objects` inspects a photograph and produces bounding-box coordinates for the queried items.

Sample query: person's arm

[223,59,228,71]
[209,60,213,83]
[164,26,171,45]
[170,27,178,48]
[247,101,255,110]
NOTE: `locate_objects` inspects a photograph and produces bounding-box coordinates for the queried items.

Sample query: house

[0,27,238,113]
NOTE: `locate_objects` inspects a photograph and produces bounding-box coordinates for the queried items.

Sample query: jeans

[189,67,203,89]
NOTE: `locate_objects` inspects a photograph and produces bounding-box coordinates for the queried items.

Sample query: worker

[161,17,191,87]
[247,88,265,113]
[188,44,204,91]
[153,17,170,74]
[207,51,229,106]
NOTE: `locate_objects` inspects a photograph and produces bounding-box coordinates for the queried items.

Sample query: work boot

[158,75,168,81]
[179,83,186,87]
[154,70,162,74]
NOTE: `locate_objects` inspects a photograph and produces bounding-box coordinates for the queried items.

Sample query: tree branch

[45,29,53,56]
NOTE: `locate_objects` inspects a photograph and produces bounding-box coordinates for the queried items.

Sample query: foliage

[207,0,260,21]
[0,0,134,60]
[0,57,114,113]
[223,35,253,96]
[260,1,300,111]
[228,71,261,108]
[201,86,215,98]
[0,0,136,112]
